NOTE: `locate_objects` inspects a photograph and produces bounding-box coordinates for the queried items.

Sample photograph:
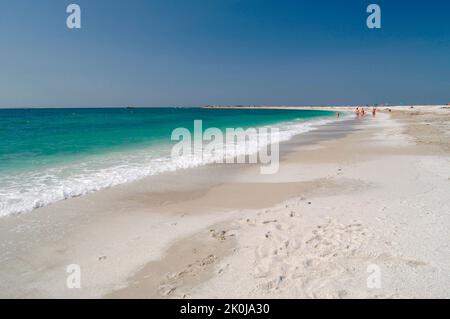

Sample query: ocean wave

[0,115,343,217]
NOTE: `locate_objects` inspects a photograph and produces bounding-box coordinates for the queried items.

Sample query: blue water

[0,107,335,216]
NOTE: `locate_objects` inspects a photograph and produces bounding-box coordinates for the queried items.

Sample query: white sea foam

[0,115,345,216]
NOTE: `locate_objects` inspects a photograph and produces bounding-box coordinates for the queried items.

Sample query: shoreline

[114,108,450,299]
[0,108,337,218]
[0,112,352,298]
[0,106,449,298]
[204,104,449,109]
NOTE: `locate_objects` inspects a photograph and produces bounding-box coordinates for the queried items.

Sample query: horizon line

[0,103,448,110]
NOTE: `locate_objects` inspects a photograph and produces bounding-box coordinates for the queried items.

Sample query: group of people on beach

[335,106,378,119]
[355,106,377,118]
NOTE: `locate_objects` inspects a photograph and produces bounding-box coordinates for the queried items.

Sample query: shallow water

[0,107,336,216]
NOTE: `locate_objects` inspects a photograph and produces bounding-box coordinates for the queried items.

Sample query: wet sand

[1,106,449,298]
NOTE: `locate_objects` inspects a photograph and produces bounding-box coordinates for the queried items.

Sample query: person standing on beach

[372,107,377,116]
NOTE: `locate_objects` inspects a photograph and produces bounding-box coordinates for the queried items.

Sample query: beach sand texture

[0,106,449,298]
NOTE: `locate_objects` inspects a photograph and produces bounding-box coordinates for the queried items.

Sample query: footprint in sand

[251,218,370,296]
[158,254,219,297]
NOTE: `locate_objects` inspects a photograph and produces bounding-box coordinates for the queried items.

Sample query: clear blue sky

[0,0,449,107]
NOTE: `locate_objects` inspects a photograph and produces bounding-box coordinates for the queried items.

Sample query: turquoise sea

[0,107,335,216]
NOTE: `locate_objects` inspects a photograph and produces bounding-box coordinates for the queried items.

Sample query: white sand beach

[1,105,449,298]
